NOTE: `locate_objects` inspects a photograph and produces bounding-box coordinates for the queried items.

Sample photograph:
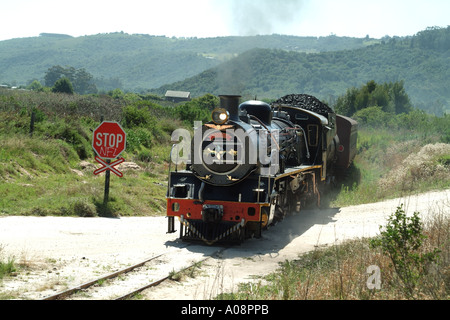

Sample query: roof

[165,90,191,98]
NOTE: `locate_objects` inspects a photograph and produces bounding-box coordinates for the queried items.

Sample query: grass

[1,88,449,299]
[0,90,175,217]
[169,261,204,282]
[218,207,449,300]
[0,245,19,297]
[216,124,450,301]
[0,163,168,217]
[329,127,450,207]
[1,89,449,216]
[0,257,16,281]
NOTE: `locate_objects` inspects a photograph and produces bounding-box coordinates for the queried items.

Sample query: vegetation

[0,246,16,281]
[0,88,199,217]
[1,44,449,298]
[1,27,449,115]
[157,27,450,116]
[295,78,446,211]
[173,93,220,125]
[45,65,97,95]
[51,77,74,95]
[218,208,449,300]
[335,80,412,116]
[0,32,378,91]
[370,205,441,298]
[216,78,449,301]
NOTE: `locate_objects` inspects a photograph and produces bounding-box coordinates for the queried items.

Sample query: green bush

[126,127,153,152]
[50,121,91,159]
[352,106,393,128]
[335,80,412,117]
[174,104,210,125]
[122,105,155,128]
[370,205,441,298]
[52,77,74,95]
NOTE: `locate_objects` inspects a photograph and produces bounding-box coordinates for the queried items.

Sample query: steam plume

[226,0,305,36]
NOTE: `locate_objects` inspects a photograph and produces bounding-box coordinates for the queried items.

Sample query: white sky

[0,0,449,41]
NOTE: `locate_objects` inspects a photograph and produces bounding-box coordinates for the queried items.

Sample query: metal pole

[99,115,110,208]
[103,159,111,206]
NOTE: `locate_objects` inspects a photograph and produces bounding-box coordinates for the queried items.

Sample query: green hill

[0,32,377,91]
[1,27,448,114]
[155,27,450,115]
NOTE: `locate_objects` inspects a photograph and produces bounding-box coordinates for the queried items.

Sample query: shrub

[71,199,97,217]
[370,205,441,298]
[126,127,153,152]
[174,100,211,125]
[122,105,155,128]
[51,121,91,159]
[52,77,74,95]
[352,106,393,128]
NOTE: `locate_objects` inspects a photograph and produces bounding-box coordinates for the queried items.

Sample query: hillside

[0,33,375,91]
[1,86,449,219]
[155,27,450,115]
[1,27,448,113]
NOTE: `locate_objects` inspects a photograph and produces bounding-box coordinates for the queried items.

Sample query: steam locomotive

[166,94,357,244]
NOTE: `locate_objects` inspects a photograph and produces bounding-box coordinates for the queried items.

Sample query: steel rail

[114,274,170,300]
[41,253,164,300]
[115,247,227,300]
[42,244,226,301]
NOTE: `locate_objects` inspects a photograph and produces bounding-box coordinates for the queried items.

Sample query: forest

[1,27,448,115]
[156,27,449,116]
[0,32,378,91]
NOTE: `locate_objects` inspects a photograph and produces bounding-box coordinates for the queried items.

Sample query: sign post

[92,121,127,206]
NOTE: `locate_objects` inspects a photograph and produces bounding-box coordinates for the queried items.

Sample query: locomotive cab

[273,104,337,180]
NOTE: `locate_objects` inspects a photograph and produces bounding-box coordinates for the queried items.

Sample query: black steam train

[166,94,357,244]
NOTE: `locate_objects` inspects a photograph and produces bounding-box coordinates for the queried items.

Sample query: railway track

[42,244,226,300]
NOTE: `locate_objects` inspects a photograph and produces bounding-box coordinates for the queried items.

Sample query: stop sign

[92,121,127,159]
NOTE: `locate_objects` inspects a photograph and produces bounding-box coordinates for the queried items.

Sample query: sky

[0,0,449,41]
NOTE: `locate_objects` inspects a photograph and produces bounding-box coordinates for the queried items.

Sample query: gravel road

[0,189,448,300]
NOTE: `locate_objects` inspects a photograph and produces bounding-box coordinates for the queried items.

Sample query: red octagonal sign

[92,121,127,160]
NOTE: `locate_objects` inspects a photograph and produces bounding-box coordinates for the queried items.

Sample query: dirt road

[0,189,448,299]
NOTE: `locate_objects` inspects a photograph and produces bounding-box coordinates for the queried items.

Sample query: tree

[174,94,213,124]
[192,93,220,111]
[390,81,412,114]
[335,87,358,116]
[27,80,44,92]
[52,77,74,94]
[73,68,97,94]
[44,65,97,94]
[334,80,413,116]
[44,65,67,87]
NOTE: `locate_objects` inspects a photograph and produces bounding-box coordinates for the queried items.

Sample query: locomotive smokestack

[219,95,241,122]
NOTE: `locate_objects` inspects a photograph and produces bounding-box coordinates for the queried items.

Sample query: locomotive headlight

[211,108,229,125]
